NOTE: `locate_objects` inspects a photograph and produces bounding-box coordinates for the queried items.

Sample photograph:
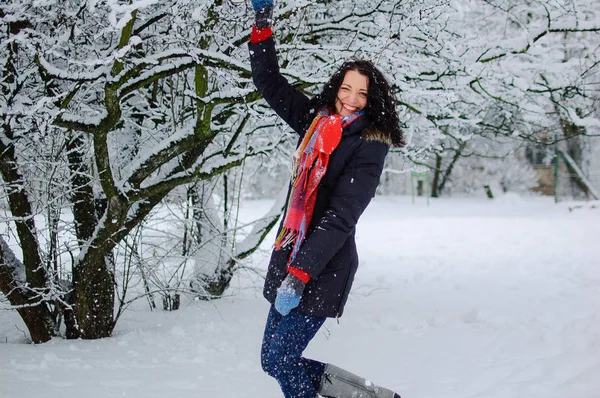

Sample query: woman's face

[335,69,369,117]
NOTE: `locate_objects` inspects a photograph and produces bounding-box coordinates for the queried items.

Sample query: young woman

[248,1,404,397]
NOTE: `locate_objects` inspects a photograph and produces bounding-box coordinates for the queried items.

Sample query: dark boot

[317,364,401,398]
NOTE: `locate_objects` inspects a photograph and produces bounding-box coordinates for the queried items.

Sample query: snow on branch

[118,48,253,98]
[120,125,198,189]
[36,55,107,82]
[184,88,256,105]
[477,25,600,63]
[118,58,197,98]
[130,156,244,202]
[55,110,109,133]
[106,0,160,30]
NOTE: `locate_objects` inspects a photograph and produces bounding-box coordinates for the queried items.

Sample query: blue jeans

[261,305,327,398]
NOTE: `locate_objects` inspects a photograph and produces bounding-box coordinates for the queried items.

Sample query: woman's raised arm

[248,0,311,135]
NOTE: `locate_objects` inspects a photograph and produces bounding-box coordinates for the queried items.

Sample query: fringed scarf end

[274,228,296,251]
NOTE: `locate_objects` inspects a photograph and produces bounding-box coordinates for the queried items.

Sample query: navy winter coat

[250,37,390,318]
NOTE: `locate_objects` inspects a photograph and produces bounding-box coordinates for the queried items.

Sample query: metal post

[554,145,559,203]
[411,171,430,206]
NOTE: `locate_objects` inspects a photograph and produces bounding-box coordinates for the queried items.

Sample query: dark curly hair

[307,60,405,148]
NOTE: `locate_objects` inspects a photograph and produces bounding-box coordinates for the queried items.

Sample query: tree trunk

[0,269,54,343]
[437,142,466,195]
[201,266,234,299]
[67,133,99,244]
[70,249,115,339]
[0,237,53,343]
[561,119,589,198]
[0,123,55,343]
[431,154,443,198]
[64,132,100,335]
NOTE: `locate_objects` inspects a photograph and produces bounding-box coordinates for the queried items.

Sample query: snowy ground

[1,195,599,398]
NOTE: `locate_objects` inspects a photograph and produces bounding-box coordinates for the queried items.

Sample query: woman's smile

[335,69,369,116]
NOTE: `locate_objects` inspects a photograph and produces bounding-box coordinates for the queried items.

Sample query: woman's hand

[252,0,274,29]
[275,273,305,316]
[252,0,273,10]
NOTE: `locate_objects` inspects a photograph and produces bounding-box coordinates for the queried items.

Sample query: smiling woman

[248,1,405,397]
[304,59,405,148]
[335,70,369,116]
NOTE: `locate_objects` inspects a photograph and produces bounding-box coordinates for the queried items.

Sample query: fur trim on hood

[361,125,393,146]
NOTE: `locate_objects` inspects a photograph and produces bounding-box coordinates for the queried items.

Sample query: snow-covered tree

[0,0,283,342]
[422,0,600,196]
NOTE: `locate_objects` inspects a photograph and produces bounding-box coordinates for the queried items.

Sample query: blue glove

[275,273,306,316]
[252,0,273,29]
[252,0,273,11]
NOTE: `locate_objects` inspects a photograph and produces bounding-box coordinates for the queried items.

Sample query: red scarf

[274,108,364,263]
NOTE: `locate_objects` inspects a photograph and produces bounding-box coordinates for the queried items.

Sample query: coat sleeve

[249,37,311,135]
[288,140,389,277]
